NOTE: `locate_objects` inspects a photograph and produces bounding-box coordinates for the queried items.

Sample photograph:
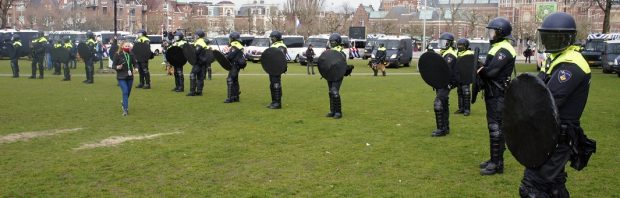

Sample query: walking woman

[113,41,136,116]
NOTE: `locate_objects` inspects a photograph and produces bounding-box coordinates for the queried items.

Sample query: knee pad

[463,87,471,96]
[434,99,443,112]
[273,83,281,89]
[189,73,196,80]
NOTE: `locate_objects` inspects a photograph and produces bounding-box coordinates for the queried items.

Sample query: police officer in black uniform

[135,29,152,89]
[187,30,210,96]
[266,31,287,109]
[52,40,63,75]
[62,37,74,81]
[224,32,245,103]
[83,31,97,84]
[456,38,474,116]
[477,17,516,175]
[10,34,22,78]
[431,32,458,137]
[325,33,348,119]
[30,31,47,79]
[170,31,188,92]
[519,12,594,197]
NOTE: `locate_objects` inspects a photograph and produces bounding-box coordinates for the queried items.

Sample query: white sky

[231,0,381,12]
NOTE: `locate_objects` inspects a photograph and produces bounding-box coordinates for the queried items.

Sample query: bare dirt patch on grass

[0,128,84,144]
[73,132,182,150]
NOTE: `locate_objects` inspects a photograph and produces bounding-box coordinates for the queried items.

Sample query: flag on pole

[295,16,301,28]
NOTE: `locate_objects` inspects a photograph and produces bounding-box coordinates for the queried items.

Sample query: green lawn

[0,56,618,197]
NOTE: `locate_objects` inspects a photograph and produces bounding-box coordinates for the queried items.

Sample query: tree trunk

[1,14,7,29]
[603,1,611,33]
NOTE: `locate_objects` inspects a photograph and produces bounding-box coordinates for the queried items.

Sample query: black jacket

[113,51,136,80]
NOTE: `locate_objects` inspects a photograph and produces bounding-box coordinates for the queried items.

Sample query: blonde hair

[116,41,131,54]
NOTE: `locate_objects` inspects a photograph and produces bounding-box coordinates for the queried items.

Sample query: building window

[103,6,107,14]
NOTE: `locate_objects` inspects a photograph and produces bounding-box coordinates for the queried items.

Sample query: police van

[371,35,412,67]
[298,34,350,65]
[582,33,620,67]
[209,35,229,51]
[602,40,620,75]
[0,29,38,58]
[469,39,490,63]
[48,30,86,45]
[245,36,270,63]
[282,35,305,62]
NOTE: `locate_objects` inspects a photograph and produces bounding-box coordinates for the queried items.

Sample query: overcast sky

[231,0,381,12]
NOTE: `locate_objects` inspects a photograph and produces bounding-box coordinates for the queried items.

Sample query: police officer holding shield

[135,29,152,89]
[187,30,210,96]
[83,31,97,84]
[52,40,63,75]
[456,38,473,116]
[30,31,47,79]
[324,33,347,119]
[266,31,287,109]
[170,31,188,92]
[10,34,22,78]
[477,18,516,175]
[223,32,245,103]
[519,12,594,197]
[62,37,73,81]
[431,32,458,137]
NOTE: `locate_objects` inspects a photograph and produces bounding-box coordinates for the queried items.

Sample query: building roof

[363,5,374,13]
[217,0,234,5]
[385,6,410,19]
[369,11,388,19]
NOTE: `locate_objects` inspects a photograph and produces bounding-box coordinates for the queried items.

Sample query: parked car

[298,34,350,65]
[469,39,491,63]
[245,36,270,63]
[602,40,620,75]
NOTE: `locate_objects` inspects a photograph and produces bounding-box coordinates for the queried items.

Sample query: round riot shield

[418,52,450,89]
[503,73,560,168]
[165,46,187,67]
[213,50,232,71]
[183,44,198,65]
[77,42,93,61]
[317,50,347,81]
[260,48,287,75]
[132,42,152,62]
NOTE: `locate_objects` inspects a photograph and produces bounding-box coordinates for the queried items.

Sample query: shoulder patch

[558,70,572,83]
[446,57,453,64]
[497,52,506,61]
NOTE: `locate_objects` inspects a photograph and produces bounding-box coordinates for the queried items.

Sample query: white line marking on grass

[1,73,421,77]
[73,132,182,150]
[0,128,83,144]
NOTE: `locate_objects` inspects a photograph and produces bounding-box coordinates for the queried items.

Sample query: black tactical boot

[431,110,449,137]
[326,93,335,117]
[332,93,342,119]
[224,82,235,103]
[187,79,197,96]
[481,133,505,175]
[176,75,184,92]
[463,91,471,116]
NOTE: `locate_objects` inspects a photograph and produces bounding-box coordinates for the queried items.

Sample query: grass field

[0,56,618,197]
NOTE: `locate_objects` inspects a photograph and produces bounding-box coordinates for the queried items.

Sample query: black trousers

[31,56,44,78]
[84,59,94,82]
[10,58,19,77]
[62,62,71,80]
[484,94,506,164]
[327,79,343,114]
[173,66,184,89]
[226,66,240,97]
[53,61,61,74]
[519,143,571,198]
[190,64,206,92]
[434,88,451,131]
[136,61,151,85]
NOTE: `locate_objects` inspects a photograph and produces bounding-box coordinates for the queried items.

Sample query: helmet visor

[537,31,575,53]
[486,29,497,41]
[438,39,449,49]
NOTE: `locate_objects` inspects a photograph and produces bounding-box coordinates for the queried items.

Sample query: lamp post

[114,0,117,36]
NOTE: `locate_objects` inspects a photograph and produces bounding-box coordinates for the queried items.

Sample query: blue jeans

[118,79,133,110]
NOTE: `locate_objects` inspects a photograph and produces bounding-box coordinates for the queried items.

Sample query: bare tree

[323,12,342,34]
[267,8,286,32]
[462,9,480,37]
[0,0,15,28]
[439,0,464,34]
[575,16,591,40]
[594,0,616,33]
[338,2,354,34]
[283,0,324,36]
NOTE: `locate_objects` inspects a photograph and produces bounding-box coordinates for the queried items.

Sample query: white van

[298,34,350,64]
[282,35,305,62]
[245,36,270,63]
[147,35,163,55]
[210,36,230,52]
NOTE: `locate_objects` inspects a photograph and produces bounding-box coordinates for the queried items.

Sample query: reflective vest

[545,45,590,75]
[13,41,22,47]
[332,45,343,52]
[378,47,386,51]
[441,47,457,58]
[172,40,187,47]
[488,40,516,58]
[137,36,150,43]
[230,40,244,50]
[35,37,48,43]
[270,41,287,49]
[54,43,62,48]
[64,42,73,49]
[194,38,209,48]
[457,49,474,57]
[86,38,97,47]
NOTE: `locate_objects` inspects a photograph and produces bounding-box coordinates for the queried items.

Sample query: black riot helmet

[175,31,184,40]
[438,32,454,49]
[138,29,147,36]
[456,38,470,51]
[269,31,282,43]
[537,12,577,53]
[486,17,512,44]
[229,31,241,42]
[12,34,20,41]
[195,30,205,38]
[64,36,71,43]
[86,31,95,39]
[329,33,342,48]
[38,31,44,38]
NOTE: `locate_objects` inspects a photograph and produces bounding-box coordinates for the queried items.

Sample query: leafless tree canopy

[594,0,615,33]
[440,0,464,34]
[0,0,15,28]
[283,0,324,37]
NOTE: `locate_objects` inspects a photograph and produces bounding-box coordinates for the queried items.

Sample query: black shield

[6,44,17,59]
[418,51,450,89]
[317,50,347,81]
[77,42,93,61]
[132,42,152,62]
[183,44,197,65]
[202,49,215,65]
[456,54,476,84]
[51,47,60,62]
[471,48,482,104]
[503,73,560,168]
[260,48,287,75]
[214,50,232,71]
[165,46,187,67]
[57,47,71,63]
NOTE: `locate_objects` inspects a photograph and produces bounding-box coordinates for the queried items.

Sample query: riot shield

[260,47,287,75]
[213,50,232,71]
[418,51,450,89]
[132,42,153,62]
[317,50,347,81]
[503,73,560,168]
[183,44,198,65]
[77,42,94,61]
[165,46,187,67]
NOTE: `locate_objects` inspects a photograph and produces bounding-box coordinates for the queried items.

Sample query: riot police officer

[52,40,63,75]
[187,30,211,96]
[170,31,188,92]
[30,31,47,79]
[135,29,152,89]
[456,38,474,116]
[431,32,458,137]
[83,31,97,84]
[10,34,22,78]
[325,33,347,119]
[62,37,73,81]
[374,43,387,76]
[224,32,245,103]
[477,17,516,175]
[266,31,287,109]
[519,12,594,197]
